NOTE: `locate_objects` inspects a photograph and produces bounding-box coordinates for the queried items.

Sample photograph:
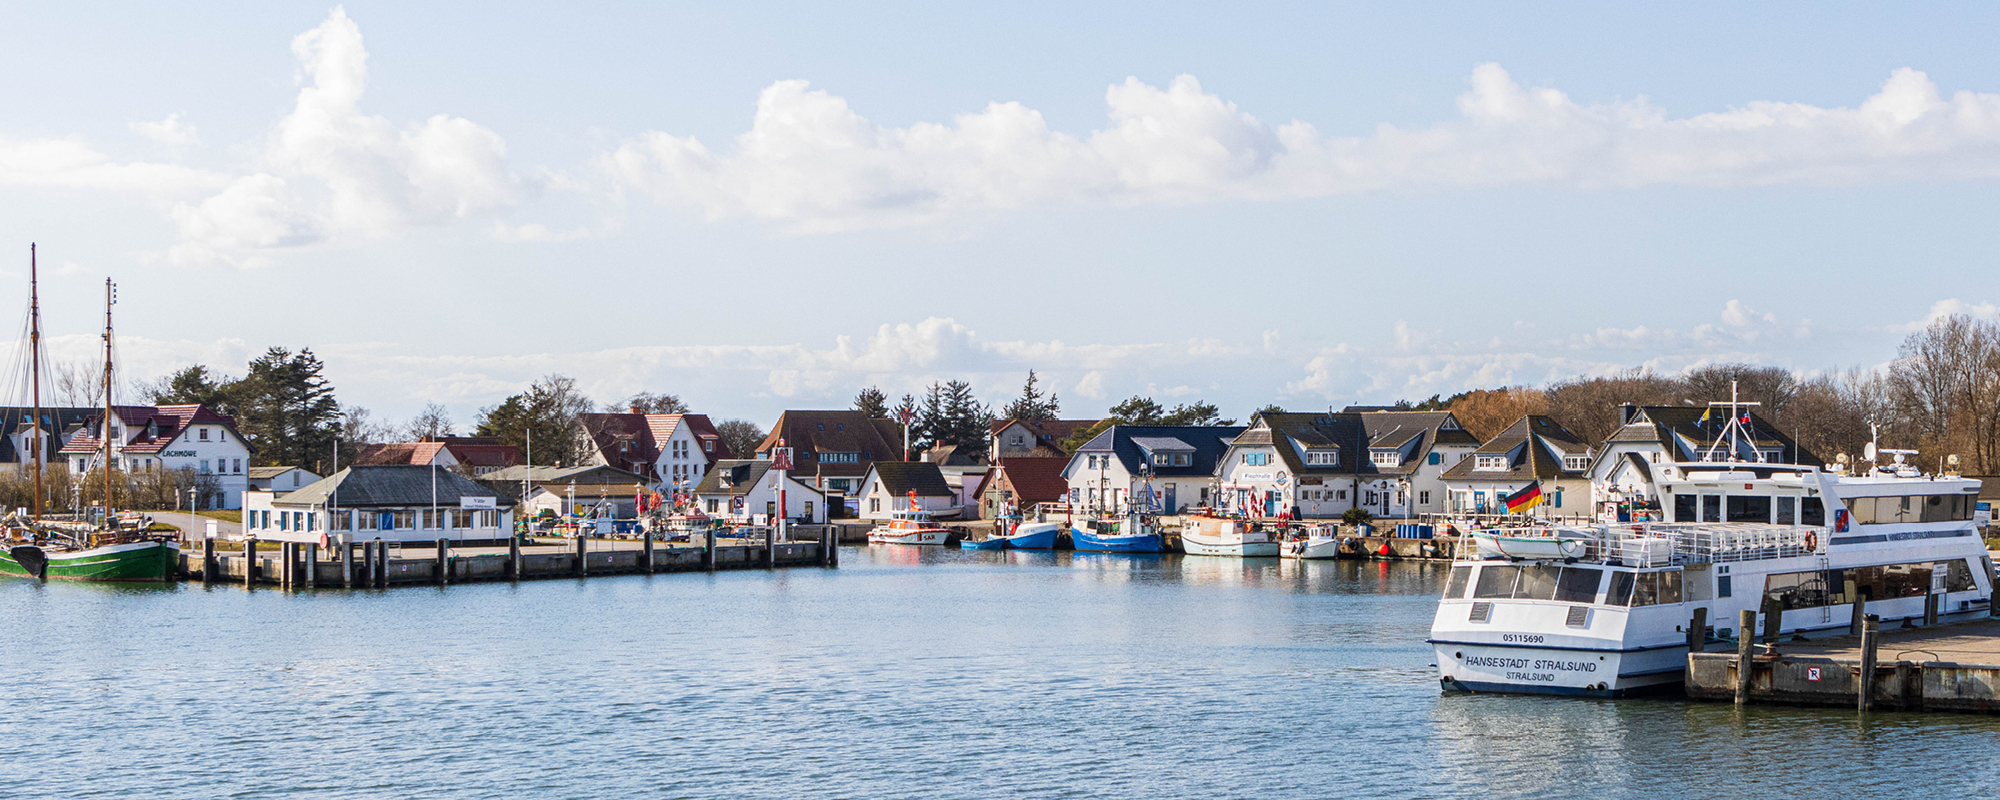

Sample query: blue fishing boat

[1069,514,1165,553]
[999,521,1062,550]
[959,535,1008,550]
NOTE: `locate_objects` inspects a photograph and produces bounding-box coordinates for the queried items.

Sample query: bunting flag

[1502,482,1545,514]
[1698,408,1711,426]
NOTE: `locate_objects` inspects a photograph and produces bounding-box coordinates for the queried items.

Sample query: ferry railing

[1457,523,1823,567]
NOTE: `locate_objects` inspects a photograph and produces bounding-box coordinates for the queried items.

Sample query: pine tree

[231,347,342,470]
[1000,371,1059,421]
[853,386,890,418]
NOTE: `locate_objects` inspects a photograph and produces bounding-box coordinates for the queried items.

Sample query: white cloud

[1893,298,2000,332]
[0,135,225,193]
[609,65,2000,233]
[166,7,523,266]
[130,114,200,147]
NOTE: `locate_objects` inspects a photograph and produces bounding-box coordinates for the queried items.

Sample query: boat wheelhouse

[1181,512,1279,557]
[1430,458,1992,696]
[867,501,952,546]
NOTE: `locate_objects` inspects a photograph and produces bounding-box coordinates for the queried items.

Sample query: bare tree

[609,392,690,414]
[402,403,455,441]
[713,419,764,460]
[52,361,105,409]
[340,406,394,445]
[1447,387,1548,440]
[1887,314,2000,471]
[1542,369,1684,446]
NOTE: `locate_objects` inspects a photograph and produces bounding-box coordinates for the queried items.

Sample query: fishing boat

[1181,512,1280,557]
[1430,396,1995,697]
[1070,512,1166,553]
[2,256,177,582]
[868,494,952,545]
[999,521,1062,549]
[958,535,1007,550]
[1281,524,1343,559]
[657,509,730,543]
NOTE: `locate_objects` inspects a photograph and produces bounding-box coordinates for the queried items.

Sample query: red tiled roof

[444,442,519,468]
[58,404,242,456]
[981,457,1071,504]
[354,442,450,466]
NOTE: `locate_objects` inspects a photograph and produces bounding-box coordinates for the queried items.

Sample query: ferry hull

[1433,642,1686,697]
[0,540,179,582]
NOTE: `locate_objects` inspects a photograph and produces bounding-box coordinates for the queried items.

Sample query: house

[247,466,321,493]
[974,457,1071,519]
[354,441,457,468]
[0,407,97,473]
[1440,415,1594,519]
[989,419,1103,459]
[476,464,651,518]
[1062,425,1244,515]
[1587,404,1821,517]
[432,437,520,477]
[1214,410,1479,519]
[240,465,514,544]
[691,459,826,523]
[58,404,252,509]
[754,410,905,504]
[576,411,733,488]
[857,461,958,519]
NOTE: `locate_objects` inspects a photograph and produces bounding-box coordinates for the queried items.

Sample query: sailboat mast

[29,245,43,523]
[101,278,115,528]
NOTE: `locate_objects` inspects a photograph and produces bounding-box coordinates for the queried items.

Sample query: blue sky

[2,2,1996,428]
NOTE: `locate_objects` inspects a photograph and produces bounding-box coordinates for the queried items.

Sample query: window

[1607,570,1682,607]
[199,428,209,440]
[1555,568,1603,603]
[1173,454,1191,466]
[1474,455,1506,471]
[1776,496,1797,525]
[1154,453,1172,466]
[1371,451,1400,467]
[1336,490,1347,500]
[704,441,714,452]
[1305,450,1338,466]
[1428,452,1441,466]
[1419,491,1431,505]
[1726,495,1771,523]
[1802,497,1825,526]
[1764,560,1977,610]
[199,460,210,474]
[278,512,289,531]
[1701,495,1721,522]
[335,512,352,531]
[870,497,881,513]
[1564,456,1589,471]
[233,459,243,474]
[1243,452,1270,466]
[1445,565,1471,598]
[1473,565,1520,598]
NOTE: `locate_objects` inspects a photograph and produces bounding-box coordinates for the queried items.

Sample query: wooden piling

[508,533,521,580]
[1926,592,1940,626]
[305,543,317,589]
[243,538,256,588]
[575,535,587,576]
[340,538,352,589]
[765,526,776,569]
[282,542,295,589]
[1688,607,1708,653]
[1850,594,1866,637]
[1858,614,1880,711]
[362,539,376,588]
[642,531,655,574]
[1735,609,1755,705]
[829,528,839,568]
[703,529,715,571]
[1761,597,1783,645]
[819,527,831,567]
[374,539,387,588]
[200,536,214,585]
[436,538,449,586]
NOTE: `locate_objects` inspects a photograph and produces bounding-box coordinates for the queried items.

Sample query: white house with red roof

[576,411,733,492]
[58,404,252,509]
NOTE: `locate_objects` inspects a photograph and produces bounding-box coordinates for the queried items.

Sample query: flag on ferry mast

[1502,482,1545,514]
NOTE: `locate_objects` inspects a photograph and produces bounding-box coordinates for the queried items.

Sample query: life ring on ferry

[1802,531,1818,552]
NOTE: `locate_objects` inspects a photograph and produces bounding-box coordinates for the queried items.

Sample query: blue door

[1264,491,1277,517]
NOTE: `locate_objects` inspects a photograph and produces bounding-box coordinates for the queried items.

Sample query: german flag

[1502,482,1545,514]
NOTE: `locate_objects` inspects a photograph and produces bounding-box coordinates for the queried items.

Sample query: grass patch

[197,510,242,524]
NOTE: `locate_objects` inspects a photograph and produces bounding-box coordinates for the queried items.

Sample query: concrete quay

[183,526,839,589]
[1687,616,2000,713]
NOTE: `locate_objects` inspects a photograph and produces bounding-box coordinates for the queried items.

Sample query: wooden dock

[183,526,839,588]
[1686,614,2000,713]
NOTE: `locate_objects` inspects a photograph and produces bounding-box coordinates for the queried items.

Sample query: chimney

[1617,403,1637,426]
[629,406,642,414]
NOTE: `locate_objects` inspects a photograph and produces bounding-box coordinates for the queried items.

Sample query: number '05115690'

[1502,634,1544,643]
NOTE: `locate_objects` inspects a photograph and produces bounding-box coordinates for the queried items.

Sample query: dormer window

[1371,451,1401,467]
[1304,449,1339,466]
[1564,455,1590,471]
[1474,454,1507,470]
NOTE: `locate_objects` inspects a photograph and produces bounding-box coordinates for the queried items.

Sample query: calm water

[3,548,1998,798]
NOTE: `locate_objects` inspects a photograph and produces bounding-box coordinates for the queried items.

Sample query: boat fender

[1802,531,1817,552]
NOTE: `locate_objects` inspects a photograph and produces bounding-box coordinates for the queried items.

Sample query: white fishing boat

[1431,410,1994,697]
[1181,512,1280,557]
[1281,524,1344,559]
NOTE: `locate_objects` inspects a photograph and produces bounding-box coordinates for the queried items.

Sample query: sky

[2,1,1997,430]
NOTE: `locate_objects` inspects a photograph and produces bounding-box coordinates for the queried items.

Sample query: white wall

[698,471,826,523]
[240,492,513,543]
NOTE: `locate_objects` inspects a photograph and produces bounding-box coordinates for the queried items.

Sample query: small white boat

[1181,513,1280,557]
[1281,524,1343,559]
[867,505,951,545]
[1469,529,1591,560]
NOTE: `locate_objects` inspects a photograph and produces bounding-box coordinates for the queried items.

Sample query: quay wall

[184,539,834,588]
[1687,652,2000,713]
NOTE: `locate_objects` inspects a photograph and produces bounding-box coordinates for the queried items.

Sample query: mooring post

[374,538,387,588]
[642,530,655,574]
[819,527,831,567]
[305,542,318,589]
[1850,594,1867,637]
[1761,597,1783,646]
[508,531,521,580]
[574,534,587,576]
[1859,614,1880,712]
[436,538,449,586]
[830,526,840,567]
[1926,591,1940,626]
[282,542,296,590]
[765,526,776,569]
[703,528,715,571]
[1688,607,1708,653]
[201,536,215,585]
[242,537,257,588]
[340,536,352,589]
[1735,609,1756,705]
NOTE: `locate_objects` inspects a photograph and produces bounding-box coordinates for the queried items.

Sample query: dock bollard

[642,531,654,574]
[1688,607,1707,653]
[436,538,449,586]
[575,535,587,576]
[305,543,318,589]
[508,533,520,580]
[1859,614,1880,711]
[243,537,257,588]
[361,539,375,588]
[1735,609,1756,705]
[201,536,214,585]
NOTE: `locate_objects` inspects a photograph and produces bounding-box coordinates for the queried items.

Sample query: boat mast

[29,244,43,524]
[101,278,115,529]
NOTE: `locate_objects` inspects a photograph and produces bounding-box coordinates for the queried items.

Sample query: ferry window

[1945,560,1977,592]
[1718,575,1732,598]
[1516,566,1562,601]
[1674,494,1696,523]
[1656,571,1682,604]
[1922,494,1953,523]
[1701,495,1722,522]
[1631,572,1659,606]
[1606,571,1635,606]
[1801,497,1825,526]
[1776,496,1796,525]
[1473,565,1520,599]
[1847,497,1875,524]
[1555,567,1603,603]
[1894,496,1917,524]
[1726,495,1771,523]
[1445,566,1471,598]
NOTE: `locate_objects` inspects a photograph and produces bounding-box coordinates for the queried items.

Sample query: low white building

[248,466,320,493]
[857,461,958,520]
[692,459,826,523]
[241,465,514,544]
[60,404,252,509]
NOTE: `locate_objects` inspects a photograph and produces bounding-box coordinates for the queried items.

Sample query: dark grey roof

[479,465,647,485]
[276,465,513,508]
[1441,415,1589,481]
[694,459,772,496]
[1075,425,1244,478]
[247,466,302,479]
[0,407,97,465]
[868,461,955,497]
[1130,436,1194,452]
[1601,406,1820,466]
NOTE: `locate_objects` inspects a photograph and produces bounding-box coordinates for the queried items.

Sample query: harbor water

[4,548,1998,798]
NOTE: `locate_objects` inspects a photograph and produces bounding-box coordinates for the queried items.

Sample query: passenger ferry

[1431,440,1993,697]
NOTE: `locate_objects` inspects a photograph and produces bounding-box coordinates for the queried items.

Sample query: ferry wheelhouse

[1431,448,1993,697]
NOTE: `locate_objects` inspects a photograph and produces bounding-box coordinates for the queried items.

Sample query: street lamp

[188,487,198,513]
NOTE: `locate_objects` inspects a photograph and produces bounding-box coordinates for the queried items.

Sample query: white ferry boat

[1430,445,1993,697]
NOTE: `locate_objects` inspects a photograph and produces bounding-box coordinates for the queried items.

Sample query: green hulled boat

[1,539,178,582]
